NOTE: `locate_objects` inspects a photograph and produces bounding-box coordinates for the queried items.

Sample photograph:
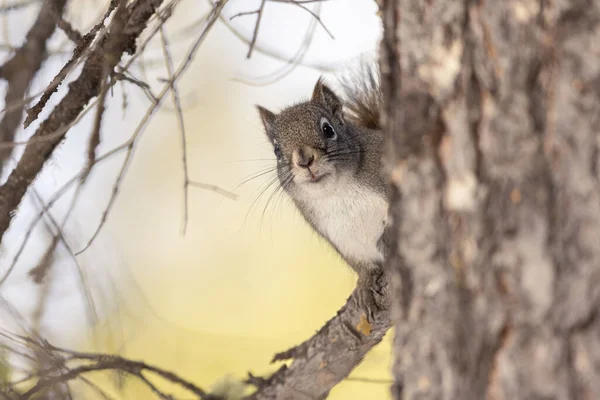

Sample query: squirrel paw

[356,271,383,322]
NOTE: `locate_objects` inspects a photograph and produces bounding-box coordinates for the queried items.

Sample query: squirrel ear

[256,105,276,137]
[312,78,342,114]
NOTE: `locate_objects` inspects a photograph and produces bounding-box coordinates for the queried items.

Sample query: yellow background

[81,1,392,398]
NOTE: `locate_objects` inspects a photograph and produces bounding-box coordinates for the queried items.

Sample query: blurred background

[0,0,390,398]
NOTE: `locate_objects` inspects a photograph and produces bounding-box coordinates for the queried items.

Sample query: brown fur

[339,62,382,130]
[255,66,387,319]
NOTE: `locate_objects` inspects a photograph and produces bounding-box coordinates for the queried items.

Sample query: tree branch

[23,0,119,128]
[74,0,228,255]
[0,0,163,245]
[12,337,212,400]
[0,0,69,176]
[246,0,266,58]
[247,271,391,399]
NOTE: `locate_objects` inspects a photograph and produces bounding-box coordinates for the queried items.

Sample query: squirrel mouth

[307,168,327,183]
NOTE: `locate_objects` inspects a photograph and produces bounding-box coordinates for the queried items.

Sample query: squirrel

[256,63,388,319]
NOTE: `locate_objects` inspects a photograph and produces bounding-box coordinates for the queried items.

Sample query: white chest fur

[306,183,388,266]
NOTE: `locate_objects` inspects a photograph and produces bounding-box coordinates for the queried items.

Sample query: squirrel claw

[356,271,382,322]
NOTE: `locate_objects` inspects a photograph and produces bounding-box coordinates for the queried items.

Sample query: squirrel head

[256,79,362,196]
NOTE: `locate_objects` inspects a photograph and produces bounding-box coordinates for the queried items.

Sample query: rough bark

[0,0,69,176]
[381,0,600,399]
[247,271,391,399]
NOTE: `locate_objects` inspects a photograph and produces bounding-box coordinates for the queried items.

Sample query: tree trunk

[381,1,600,399]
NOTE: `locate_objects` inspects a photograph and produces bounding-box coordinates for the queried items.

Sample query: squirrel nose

[297,154,314,168]
[295,148,315,169]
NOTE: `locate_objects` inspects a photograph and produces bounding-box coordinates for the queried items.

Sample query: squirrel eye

[320,118,336,139]
[273,141,282,159]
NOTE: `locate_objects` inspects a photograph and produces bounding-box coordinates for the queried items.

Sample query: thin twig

[188,181,237,200]
[75,0,229,255]
[0,0,185,281]
[247,0,266,58]
[0,1,176,153]
[137,372,173,399]
[229,9,259,20]
[78,375,119,400]
[45,0,110,58]
[0,86,52,119]
[0,0,166,247]
[232,0,321,86]
[0,138,130,288]
[55,15,84,43]
[285,0,334,39]
[219,10,338,72]
[159,25,190,234]
[112,72,158,103]
[16,337,210,400]
[0,90,93,151]
[0,342,36,363]
[29,188,100,328]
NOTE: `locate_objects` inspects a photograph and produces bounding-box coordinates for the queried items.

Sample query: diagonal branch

[74,0,229,255]
[246,0,266,58]
[16,337,211,400]
[23,0,119,128]
[159,26,190,234]
[0,0,69,177]
[0,0,164,245]
[246,271,391,399]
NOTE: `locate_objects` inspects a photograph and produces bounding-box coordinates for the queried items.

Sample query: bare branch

[229,0,333,62]
[75,0,229,255]
[188,181,237,201]
[29,188,100,327]
[0,0,164,246]
[219,11,338,73]
[55,14,84,43]
[0,91,96,151]
[246,0,266,58]
[284,0,334,39]
[230,0,328,86]
[112,72,158,103]
[0,137,130,288]
[23,0,118,128]
[229,9,259,20]
[0,0,68,176]
[0,87,45,120]
[159,26,190,234]
[247,271,391,399]
[78,376,119,400]
[15,337,211,400]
